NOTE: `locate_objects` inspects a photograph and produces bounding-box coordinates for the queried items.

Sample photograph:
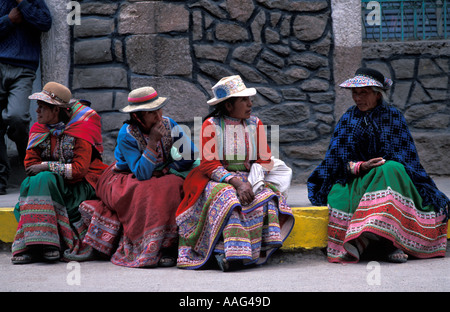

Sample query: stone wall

[71,0,335,183]
[6,0,449,189]
[362,41,450,175]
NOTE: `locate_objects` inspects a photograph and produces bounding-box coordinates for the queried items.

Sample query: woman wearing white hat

[176,75,294,271]
[308,68,449,264]
[79,86,198,268]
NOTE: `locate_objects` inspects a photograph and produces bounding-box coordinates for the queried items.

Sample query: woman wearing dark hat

[176,75,294,271]
[79,86,198,268]
[11,82,107,264]
[307,68,449,264]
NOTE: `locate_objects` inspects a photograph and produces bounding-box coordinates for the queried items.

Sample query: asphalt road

[2,177,449,298]
[1,246,449,293]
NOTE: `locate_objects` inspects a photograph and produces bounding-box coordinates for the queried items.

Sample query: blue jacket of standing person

[0,0,52,71]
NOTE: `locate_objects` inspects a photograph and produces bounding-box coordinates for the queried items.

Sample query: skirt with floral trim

[12,171,96,260]
[78,164,182,268]
[327,161,448,263]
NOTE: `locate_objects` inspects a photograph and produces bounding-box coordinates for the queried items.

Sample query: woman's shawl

[307,102,449,216]
[27,102,104,155]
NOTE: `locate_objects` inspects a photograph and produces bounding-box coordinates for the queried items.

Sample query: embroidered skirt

[176,171,294,269]
[327,161,448,263]
[80,164,183,268]
[12,171,96,260]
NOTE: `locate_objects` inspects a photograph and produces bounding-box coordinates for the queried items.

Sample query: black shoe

[215,254,230,272]
[0,186,6,195]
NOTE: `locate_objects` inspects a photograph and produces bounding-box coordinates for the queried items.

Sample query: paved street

[1,178,449,295]
[1,246,449,293]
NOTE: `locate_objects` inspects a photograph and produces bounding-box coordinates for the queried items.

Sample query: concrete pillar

[40,0,71,86]
[331,0,363,119]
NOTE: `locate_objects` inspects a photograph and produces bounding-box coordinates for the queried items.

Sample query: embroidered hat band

[340,67,393,90]
[29,82,73,108]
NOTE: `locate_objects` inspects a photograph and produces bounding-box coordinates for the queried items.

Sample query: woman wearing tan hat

[78,86,198,268]
[176,75,294,271]
[11,82,107,264]
[308,68,449,264]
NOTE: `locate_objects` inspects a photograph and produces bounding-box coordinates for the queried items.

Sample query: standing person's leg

[2,66,36,167]
[0,63,12,194]
[0,123,9,194]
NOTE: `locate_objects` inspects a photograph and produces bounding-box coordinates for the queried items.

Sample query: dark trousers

[0,63,36,187]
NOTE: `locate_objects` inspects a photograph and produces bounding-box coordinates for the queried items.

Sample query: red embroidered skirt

[81,164,183,267]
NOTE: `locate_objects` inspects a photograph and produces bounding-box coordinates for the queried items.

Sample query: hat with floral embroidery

[340,68,393,90]
[207,75,257,106]
[29,82,72,108]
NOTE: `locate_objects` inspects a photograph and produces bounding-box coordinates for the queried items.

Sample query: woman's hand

[147,121,167,151]
[360,157,386,173]
[152,167,169,178]
[25,163,48,176]
[230,177,254,205]
[8,7,23,24]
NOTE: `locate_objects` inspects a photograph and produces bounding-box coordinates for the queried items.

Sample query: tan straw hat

[120,86,167,113]
[29,82,72,108]
[207,75,256,106]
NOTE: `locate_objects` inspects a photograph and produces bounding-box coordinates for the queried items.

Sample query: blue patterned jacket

[307,102,449,217]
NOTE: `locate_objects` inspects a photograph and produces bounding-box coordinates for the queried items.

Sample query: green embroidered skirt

[327,161,448,263]
[12,171,96,259]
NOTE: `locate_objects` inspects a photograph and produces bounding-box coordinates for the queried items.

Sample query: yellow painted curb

[0,206,331,247]
[282,206,328,250]
[0,208,17,244]
[1,206,449,248]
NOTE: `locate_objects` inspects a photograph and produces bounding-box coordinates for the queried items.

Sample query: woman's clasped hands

[230,177,254,206]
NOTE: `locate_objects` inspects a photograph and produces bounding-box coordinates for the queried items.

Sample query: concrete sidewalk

[1,246,449,292]
[0,182,313,208]
[1,177,450,250]
[3,175,449,208]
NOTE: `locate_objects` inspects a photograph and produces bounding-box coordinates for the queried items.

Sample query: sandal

[158,256,176,267]
[11,252,36,265]
[387,248,408,263]
[43,247,60,261]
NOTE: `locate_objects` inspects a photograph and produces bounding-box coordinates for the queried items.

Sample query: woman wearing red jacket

[11,82,107,264]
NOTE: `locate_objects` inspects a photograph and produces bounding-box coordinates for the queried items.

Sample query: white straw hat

[207,75,257,106]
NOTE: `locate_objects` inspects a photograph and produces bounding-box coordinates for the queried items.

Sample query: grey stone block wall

[362,41,450,176]
[4,0,447,190]
[68,0,449,183]
[71,0,335,183]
